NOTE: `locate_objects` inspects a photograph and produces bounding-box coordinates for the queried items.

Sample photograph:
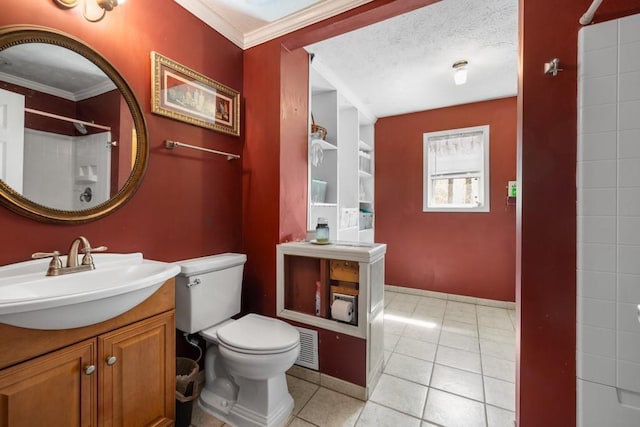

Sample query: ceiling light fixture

[53,0,127,22]
[452,60,468,85]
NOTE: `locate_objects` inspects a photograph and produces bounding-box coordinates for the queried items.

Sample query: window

[423,125,490,212]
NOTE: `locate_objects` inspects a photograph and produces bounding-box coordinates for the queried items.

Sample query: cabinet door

[98,311,175,427]
[0,339,96,427]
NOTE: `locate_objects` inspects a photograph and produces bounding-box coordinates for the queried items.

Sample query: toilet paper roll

[331,299,353,322]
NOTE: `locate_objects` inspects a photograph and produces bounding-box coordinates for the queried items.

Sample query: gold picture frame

[151,51,240,136]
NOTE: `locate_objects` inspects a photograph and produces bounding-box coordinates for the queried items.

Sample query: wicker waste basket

[175,357,200,427]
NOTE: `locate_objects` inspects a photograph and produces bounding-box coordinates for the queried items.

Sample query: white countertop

[277,240,387,263]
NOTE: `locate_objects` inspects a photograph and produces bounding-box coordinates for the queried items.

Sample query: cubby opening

[283,255,360,326]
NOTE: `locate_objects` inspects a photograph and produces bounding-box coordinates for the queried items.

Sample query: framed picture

[151,51,240,136]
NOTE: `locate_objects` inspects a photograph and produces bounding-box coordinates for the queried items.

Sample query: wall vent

[294,326,318,370]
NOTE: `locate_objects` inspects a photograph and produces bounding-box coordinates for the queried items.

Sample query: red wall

[518,1,640,425]
[0,0,243,264]
[376,97,517,302]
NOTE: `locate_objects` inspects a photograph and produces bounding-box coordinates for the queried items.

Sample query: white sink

[0,253,180,330]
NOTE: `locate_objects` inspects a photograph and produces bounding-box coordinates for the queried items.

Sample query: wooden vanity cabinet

[0,280,176,427]
[98,312,174,427]
[0,339,96,427]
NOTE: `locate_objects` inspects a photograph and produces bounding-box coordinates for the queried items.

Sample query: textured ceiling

[305,0,519,118]
[0,43,115,101]
[177,0,519,119]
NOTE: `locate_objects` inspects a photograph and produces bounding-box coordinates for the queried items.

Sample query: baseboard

[385,284,516,310]
[287,365,368,401]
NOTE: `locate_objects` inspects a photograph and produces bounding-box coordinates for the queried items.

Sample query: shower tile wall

[22,129,111,211]
[577,13,640,426]
[23,129,74,209]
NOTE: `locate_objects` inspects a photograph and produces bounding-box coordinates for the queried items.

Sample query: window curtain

[427,131,484,176]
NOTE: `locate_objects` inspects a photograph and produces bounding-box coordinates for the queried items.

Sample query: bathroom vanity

[276,241,386,398]
[0,279,176,426]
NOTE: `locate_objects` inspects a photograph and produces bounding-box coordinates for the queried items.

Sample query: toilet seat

[200,319,235,344]
[216,314,299,355]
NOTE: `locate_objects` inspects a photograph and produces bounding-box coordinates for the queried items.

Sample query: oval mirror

[0,25,148,223]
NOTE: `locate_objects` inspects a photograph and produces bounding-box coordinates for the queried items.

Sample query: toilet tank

[174,253,247,334]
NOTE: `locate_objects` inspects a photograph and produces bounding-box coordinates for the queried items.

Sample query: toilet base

[198,386,294,427]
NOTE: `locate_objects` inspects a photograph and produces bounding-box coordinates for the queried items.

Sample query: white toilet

[174,253,300,427]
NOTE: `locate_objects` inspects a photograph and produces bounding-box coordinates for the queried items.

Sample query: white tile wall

[618,217,640,244]
[579,132,617,161]
[619,100,640,130]
[618,158,640,186]
[578,324,616,359]
[23,129,74,210]
[581,19,618,51]
[618,359,640,394]
[578,380,640,426]
[577,353,616,386]
[619,14,640,43]
[577,270,616,300]
[619,274,640,301]
[580,46,618,78]
[577,243,616,272]
[619,42,640,74]
[618,188,640,216]
[619,129,640,157]
[619,246,640,275]
[578,188,617,216]
[581,105,618,133]
[578,216,616,244]
[619,72,640,102]
[578,297,616,329]
[578,13,640,423]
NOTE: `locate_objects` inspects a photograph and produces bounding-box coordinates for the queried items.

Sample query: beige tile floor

[190,290,516,427]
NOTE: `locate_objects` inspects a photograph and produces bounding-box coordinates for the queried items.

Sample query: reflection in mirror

[0,26,148,223]
[0,43,134,210]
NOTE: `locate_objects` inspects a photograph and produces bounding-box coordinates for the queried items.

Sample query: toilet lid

[216,314,300,354]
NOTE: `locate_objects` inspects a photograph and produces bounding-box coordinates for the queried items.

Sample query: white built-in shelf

[359,200,373,204]
[310,138,337,150]
[76,176,98,184]
[309,62,375,245]
[359,140,372,152]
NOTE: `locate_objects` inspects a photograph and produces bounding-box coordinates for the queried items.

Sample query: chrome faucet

[32,236,107,276]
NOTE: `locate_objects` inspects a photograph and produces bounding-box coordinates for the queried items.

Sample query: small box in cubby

[329,260,359,283]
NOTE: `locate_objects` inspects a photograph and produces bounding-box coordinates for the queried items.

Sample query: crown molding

[0,71,116,102]
[174,0,245,48]
[243,0,373,49]
[175,0,373,50]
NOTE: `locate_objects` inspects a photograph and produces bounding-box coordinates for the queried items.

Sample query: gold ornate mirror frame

[0,25,149,223]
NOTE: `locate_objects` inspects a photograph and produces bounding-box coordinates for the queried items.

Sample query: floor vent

[294,326,318,370]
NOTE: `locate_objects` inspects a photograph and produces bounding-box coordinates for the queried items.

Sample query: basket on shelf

[311,113,327,140]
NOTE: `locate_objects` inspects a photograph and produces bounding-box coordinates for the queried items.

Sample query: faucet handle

[80,245,107,266]
[32,251,61,260]
[32,251,63,276]
[80,245,107,254]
